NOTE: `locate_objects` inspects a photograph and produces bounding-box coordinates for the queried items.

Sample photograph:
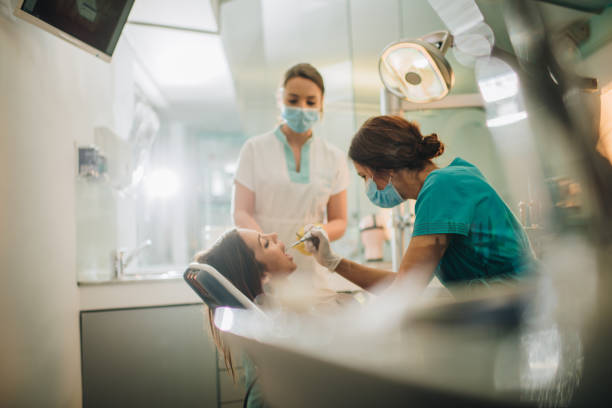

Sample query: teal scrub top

[412,157,534,287]
[243,354,267,408]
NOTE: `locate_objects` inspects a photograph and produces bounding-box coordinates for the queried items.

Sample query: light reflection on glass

[476,57,528,128]
[131,163,145,187]
[487,111,528,128]
[521,327,562,388]
[144,168,180,199]
[211,170,225,197]
[478,68,519,103]
[214,307,235,332]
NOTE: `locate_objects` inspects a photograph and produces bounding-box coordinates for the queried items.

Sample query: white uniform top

[235,126,349,292]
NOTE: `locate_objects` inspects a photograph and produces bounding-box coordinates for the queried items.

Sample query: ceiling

[128,0,219,32]
[123,0,240,132]
[119,0,606,134]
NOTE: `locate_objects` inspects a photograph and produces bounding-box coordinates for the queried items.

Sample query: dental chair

[184,262,265,315]
[183,262,265,408]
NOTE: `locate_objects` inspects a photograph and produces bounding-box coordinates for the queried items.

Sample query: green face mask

[366,177,404,208]
[281,106,320,133]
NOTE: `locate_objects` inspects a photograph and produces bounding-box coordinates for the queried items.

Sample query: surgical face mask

[366,177,404,208]
[281,106,320,133]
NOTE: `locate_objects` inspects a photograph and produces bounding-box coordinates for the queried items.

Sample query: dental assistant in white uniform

[232,63,349,292]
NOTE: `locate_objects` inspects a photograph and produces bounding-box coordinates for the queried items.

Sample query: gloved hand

[294,224,323,256]
[303,224,342,271]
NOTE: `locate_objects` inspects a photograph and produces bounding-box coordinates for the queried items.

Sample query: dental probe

[289,232,320,250]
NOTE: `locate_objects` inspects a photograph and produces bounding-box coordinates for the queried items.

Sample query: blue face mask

[281,106,320,133]
[366,177,404,208]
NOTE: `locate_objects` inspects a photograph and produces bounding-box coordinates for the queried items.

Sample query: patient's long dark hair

[194,229,266,380]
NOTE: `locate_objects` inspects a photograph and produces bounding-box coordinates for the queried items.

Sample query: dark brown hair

[194,229,266,380]
[348,115,444,173]
[283,63,325,95]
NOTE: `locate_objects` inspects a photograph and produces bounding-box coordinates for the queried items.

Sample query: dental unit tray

[184,262,266,317]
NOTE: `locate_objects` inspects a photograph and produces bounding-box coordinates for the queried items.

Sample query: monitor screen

[15,0,135,61]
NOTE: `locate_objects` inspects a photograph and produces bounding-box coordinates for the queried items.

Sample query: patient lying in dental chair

[191,227,366,408]
[194,228,363,313]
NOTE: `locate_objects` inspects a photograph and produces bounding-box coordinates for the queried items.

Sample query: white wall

[0,16,120,406]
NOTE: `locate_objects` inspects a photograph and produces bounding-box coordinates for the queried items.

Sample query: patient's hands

[303,225,342,271]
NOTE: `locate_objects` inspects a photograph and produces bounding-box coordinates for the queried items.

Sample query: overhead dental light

[379,31,455,103]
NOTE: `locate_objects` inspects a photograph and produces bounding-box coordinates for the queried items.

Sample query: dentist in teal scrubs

[305,115,535,292]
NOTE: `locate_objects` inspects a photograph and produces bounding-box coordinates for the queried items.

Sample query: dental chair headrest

[184,262,265,315]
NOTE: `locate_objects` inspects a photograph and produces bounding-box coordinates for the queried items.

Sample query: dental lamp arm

[232,181,262,231]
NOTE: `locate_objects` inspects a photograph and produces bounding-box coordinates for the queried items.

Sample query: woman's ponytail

[418,133,444,159]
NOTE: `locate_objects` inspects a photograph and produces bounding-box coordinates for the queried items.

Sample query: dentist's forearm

[323,218,347,241]
[334,258,396,290]
[324,190,347,241]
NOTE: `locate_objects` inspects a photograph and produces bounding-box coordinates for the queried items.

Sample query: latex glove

[303,224,342,271]
[294,223,323,256]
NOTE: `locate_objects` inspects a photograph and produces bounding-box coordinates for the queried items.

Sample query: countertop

[76,265,445,311]
[77,274,363,311]
[79,277,201,311]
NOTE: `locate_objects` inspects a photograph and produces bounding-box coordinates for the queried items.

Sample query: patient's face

[239,229,297,276]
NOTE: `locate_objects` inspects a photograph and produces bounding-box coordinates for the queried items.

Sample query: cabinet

[218,353,247,407]
[81,304,219,407]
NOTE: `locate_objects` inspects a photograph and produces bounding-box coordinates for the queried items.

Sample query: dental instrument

[289,232,320,250]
